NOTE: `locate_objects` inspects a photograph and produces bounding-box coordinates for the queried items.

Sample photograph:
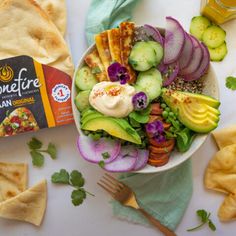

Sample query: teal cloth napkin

[85,0,193,230]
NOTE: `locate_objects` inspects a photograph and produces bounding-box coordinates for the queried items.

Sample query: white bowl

[72,43,219,174]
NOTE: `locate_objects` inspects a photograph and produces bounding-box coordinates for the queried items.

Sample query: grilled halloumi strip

[107,28,122,64]
[95,31,112,73]
[120,22,136,83]
[84,49,108,81]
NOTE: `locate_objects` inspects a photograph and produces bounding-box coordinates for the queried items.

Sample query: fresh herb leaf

[28,137,43,150]
[71,189,86,206]
[51,169,70,184]
[208,220,216,231]
[187,209,216,232]
[30,150,44,167]
[125,127,135,135]
[139,105,152,115]
[98,160,105,168]
[102,152,110,159]
[51,169,94,207]
[46,143,57,159]
[70,170,84,188]
[129,117,141,128]
[197,209,208,223]
[226,76,236,90]
[27,137,57,166]
[177,130,189,146]
[129,111,149,124]
[91,67,101,74]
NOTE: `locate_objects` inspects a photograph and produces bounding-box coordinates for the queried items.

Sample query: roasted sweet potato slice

[149,138,175,148]
[148,155,170,167]
[150,103,163,115]
[149,141,175,154]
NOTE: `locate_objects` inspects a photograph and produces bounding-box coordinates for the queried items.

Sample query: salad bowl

[72,22,220,173]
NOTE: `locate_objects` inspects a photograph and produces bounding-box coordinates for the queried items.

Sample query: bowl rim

[72,29,220,174]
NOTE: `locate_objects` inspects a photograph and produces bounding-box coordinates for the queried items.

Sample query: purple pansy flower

[108,62,130,84]
[146,120,166,143]
[132,92,148,111]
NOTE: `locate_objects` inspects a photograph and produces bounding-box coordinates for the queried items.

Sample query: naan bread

[36,0,67,35]
[0,0,74,77]
[0,179,47,226]
[0,162,28,202]
[205,126,236,221]
[212,125,236,149]
[204,144,236,194]
[218,193,236,221]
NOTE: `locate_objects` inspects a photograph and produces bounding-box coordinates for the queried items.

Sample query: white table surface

[0,0,236,235]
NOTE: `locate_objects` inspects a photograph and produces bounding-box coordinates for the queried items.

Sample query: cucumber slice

[136,68,162,100]
[190,16,211,40]
[129,41,157,71]
[209,42,228,61]
[75,90,91,112]
[147,41,163,65]
[202,25,226,48]
[75,66,97,90]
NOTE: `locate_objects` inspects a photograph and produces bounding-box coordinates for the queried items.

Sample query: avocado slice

[81,111,103,124]
[82,117,141,144]
[182,104,220,122]
[165,89,220,108]
[162,89,220,133]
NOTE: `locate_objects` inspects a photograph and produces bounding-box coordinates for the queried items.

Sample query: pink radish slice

[120,145,138,158]
[103,145,138,172]
[158,61,168,73]
[164,16,185,64]
[162,62,179,86]
[179,35,203,76]
[77,136,121,164]
[132,149,149,171]
[184,42,210,81]
[144,24,163,45]
[178,32,194,70]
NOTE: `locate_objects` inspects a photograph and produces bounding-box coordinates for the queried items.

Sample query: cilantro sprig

[27,137,57,167]
[51,169,94,206]
[187,209,216,232]
[226,76,236,90]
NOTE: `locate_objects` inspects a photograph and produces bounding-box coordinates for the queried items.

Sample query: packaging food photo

[0,0,74,137]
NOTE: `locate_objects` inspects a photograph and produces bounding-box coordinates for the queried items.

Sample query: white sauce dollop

[89,81,135,118]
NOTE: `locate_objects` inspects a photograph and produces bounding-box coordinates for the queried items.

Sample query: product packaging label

[0,55,73,137]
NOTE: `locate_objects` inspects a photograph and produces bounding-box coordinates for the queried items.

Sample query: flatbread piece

[0,162,28,202]
[0,179,47,226]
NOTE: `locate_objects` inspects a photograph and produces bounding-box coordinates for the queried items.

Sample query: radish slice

[77,136,121,164]
[103,145,138,172]
[184,42,210,81]
[158,61,168,73]
[180,35,203,76]
[120,145,138,158]
[144,24,163,45]
[133,149,149,171]
[164,17,185,64]
[162,62,179,86]
[178,33,194,70]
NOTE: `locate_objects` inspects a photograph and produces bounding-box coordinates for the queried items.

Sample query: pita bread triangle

[0,0,74,77]
[0,162,28,202]
[0,179,47,226]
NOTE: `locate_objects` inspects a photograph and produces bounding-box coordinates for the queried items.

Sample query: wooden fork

[98,173,177,236]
